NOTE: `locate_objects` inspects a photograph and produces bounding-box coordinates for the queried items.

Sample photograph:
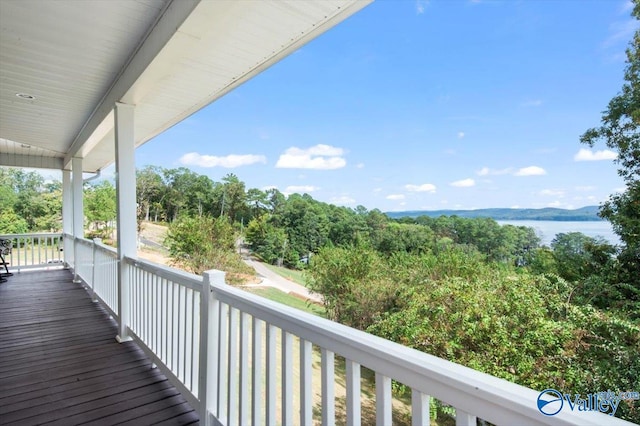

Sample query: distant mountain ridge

[386,206,602,221]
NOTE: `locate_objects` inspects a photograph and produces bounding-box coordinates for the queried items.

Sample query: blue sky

[132,0,635,212]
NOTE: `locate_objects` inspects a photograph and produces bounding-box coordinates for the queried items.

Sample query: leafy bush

[306,244,399,330]
[165,216,254,284]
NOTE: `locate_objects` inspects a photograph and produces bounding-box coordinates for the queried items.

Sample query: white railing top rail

[0,232,63,239]
[124,256,202,291]
[95,240,118,256]
[211,281,629,426]
[74,236,94,246]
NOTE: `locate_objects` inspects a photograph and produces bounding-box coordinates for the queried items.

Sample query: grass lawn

[244,287,325,317]
[262,263,308,287]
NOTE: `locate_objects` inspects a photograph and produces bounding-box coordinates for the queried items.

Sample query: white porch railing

[7,232,634,426]
[70,235,120,319]
[125,256,205,410]
[0,233,64,272]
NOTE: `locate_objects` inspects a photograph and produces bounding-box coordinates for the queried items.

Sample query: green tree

[306,243,398,330]
[162,168,196,221]
[84,181,116,239]
[0,167,62,232]
[581,1,640,303]
[136,166,165,222]
[246,188,269,220]
[278,194,330,266]
[551,232,597,282]
[245,215,287,265]
[373,222,434,256]
[219,173,246,222]
[0,209,28,234]
[165,215,254,283]
[35,182,63,231]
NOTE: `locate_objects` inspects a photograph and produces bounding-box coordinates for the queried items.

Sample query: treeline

[386,206,602,221]
[0,168,117,239]
[0,168,61,233]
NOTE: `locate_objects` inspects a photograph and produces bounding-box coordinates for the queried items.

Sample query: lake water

[497,220,619,246]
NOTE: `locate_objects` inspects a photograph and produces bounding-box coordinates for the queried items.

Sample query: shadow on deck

[0,269,199,425]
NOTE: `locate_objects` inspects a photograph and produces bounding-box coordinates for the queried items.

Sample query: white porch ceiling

[0,0,372,172]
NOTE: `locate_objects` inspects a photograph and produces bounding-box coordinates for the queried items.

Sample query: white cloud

[574,148,617,161]
[180,152,266,168]
[515,166,546,176]
[539,189,565,197]
[457,132,465,139]
[276,144,346,170]
[621,1,634,13]
[331,195,356,205]
[477,167,513,176]
[479,165,548,177]
[415,0,428,14]
[547,201,563,208]
[386,194,405,200]
[356,163,365,169]
[602,18,639,49]
[284,185,319,194]
[450,178,475,187]
[405,183,437,193]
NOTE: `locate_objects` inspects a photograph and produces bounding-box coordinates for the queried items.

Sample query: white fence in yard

[4,232,634,426]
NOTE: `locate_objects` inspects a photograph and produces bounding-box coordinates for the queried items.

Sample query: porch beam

[115,102,137,343]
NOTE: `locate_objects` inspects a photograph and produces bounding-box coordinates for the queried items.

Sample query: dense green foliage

[85,180,117,239]
[581,0,640,310]
[164,216,253,283]
[307,245,639,422]
[0,168,61,233]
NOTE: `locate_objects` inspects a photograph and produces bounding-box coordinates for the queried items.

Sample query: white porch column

[115,102,136,343]
[72,157,83,283]
[62,169,73,268]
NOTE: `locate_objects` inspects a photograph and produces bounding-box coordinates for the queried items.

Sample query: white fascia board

[0,153,64,170]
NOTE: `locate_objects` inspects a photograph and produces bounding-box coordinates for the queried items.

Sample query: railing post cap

[203,269,226,286]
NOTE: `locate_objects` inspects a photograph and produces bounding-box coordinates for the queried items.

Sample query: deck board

[0,269,199,425]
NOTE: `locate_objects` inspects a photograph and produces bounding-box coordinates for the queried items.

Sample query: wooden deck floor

[0,269,199,425]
